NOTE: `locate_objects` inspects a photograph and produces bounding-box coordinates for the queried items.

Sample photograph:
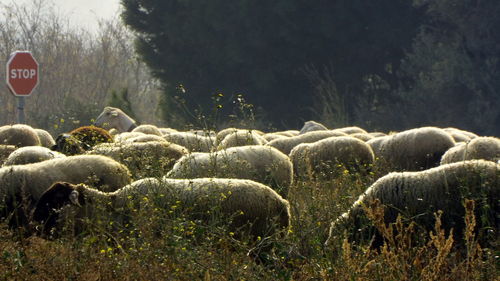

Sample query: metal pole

[17,96,25,124]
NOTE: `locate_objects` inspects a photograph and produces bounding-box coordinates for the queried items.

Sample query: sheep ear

[69,190,82,207]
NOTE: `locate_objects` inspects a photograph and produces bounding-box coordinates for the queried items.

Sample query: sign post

[6,51,39,124]
[17,96,26,124]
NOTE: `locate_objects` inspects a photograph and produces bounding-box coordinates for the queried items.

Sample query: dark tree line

[121,0,499,135]
[395,0,500,135]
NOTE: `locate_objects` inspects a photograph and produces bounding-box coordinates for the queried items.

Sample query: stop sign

[6,51,39,96]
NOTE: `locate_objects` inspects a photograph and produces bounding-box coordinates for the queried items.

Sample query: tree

[121,0,422,129]
[0,0,160,134]
[108,88,136,119]
[396,0,500,135]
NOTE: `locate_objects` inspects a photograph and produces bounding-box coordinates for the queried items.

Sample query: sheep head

[32,182,86,236]
[51,134,87,155]
[94,107,136,133]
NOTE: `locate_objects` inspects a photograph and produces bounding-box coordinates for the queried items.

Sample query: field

[1,157,498,281]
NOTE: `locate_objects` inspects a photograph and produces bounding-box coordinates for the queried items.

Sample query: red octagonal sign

[6,51,39,97]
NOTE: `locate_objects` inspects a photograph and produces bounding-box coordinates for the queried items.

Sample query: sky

[1,0,121,32]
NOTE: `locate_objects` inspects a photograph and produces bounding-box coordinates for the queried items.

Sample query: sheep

[51,126,114,155]
[0,145,17,166]
[366,136,391,156]
[284,130,300,136]
[167,145,293,197]
[34,128,55,148]
[332,126,368,135]
[113,132,146,143]
[216,127,240,143]
[131,124,162,136]
[370,127,455,171]
[33,178,291,240]
[0,124,41,147]
[0,155,132,228]
[217,130,267,149]
[68,125,114,148]
[88,141,188,179]
[349,133,374,142]
[108,128,119,136]
[440,137,500,165]
[262,133,289,142]
[163,132,215,152]
[273,130,300,137]
[3,146,66,166]
[159,127,178,135]
[218,128,264,139]
[189,129,217,137]
[266,130,348,155]
[325,160,500,248]
[369,132,387,138]
[299,121,328,134]
[444,131,472,143]
[290,136,375,181]
[51,134,87,156]
[124,134,167,144]
[443,127,478,140]
[94,106,138,133]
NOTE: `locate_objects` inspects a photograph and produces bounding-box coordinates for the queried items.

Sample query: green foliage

[396,0,500,135]
[121,0,422,129]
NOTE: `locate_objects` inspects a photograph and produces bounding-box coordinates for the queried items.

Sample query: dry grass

[0,161,498,281]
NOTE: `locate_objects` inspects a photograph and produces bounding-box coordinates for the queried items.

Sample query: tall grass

[1,163,497,280]
[1,100,498,280]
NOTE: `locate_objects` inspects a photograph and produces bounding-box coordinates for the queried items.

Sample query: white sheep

[159,127,178,135]
[443,127,478,140]
[332,126,368,135]
[366,136,391,156]
[124,134,167,144]
[369,132,387,138]
[163,132,215,152]
[131,124,163,136]
[3,146,65,166]
[94,106,138,133]
[167,145,293,197]
[0,124,41,147]
[266,130,348,155]
[443,131,472,143]
[440,137,500,165]
[273,130,300,137]
[0,155,132,227]
[216,127,240,142]
[108,128,119,136]
[113,132,146,143]
[33,178,291,239]
[299,121,328,134]
[262,133,289,142]
[349,133,374,142]
[189,129,217,137]
[34,128,55,148]
[217,130,267,149]
[325,160,500,248]
[290,136,375,180]
[215,127,261,143]
[88,141,188,179]
[370,126,456,171]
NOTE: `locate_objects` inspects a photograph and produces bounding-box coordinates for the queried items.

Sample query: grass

[1,161,498,281]
[1,97,498,280]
